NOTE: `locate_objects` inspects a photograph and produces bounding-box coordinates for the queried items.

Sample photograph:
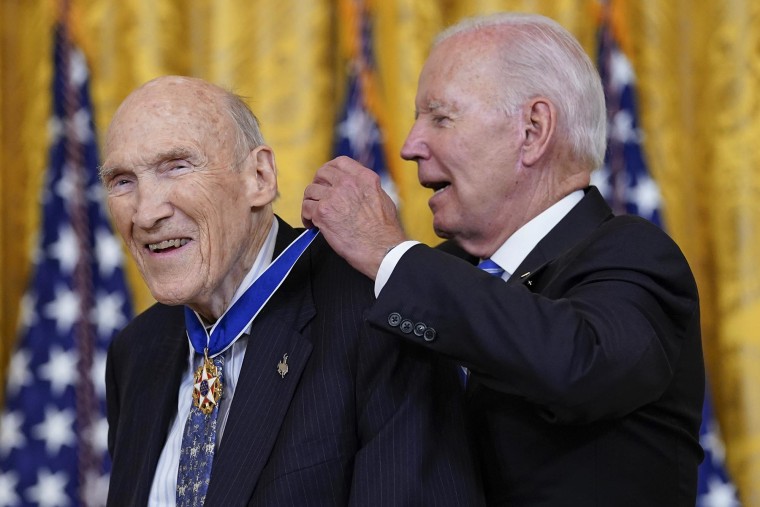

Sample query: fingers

[302,164,336,228]
[301,201,316,229]
[301,182,323,228]
[302,155,386,230]
[303,181,328,202]
[300,156,408,279]
[313,157,380,187]
[311,158,346,185]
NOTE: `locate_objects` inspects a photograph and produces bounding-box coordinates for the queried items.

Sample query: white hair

[222,91,266,161]
[436,13,607,171]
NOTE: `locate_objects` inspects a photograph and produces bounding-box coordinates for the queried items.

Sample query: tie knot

[478,258,504,278]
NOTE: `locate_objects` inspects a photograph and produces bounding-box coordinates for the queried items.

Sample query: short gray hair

[222,91,267,161]
[436,13,607,171]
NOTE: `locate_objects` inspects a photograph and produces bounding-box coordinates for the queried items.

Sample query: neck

[191,213,275,322]
[458,180,585,259]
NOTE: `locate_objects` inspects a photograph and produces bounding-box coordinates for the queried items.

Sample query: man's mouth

[424,181,450,194]
[147,238,190,252]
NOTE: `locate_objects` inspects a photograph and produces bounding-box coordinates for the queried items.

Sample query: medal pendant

[192,350,223,415]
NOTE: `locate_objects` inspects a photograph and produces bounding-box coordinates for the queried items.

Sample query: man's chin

[147,285,195,307]
[433,226,452,240]
[432,218,456,241]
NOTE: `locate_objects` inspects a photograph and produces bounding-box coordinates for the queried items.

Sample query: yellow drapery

[2,0,759,502]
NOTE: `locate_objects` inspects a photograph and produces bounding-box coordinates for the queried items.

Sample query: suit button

[400,319,414,334]
[413,322,426,336]
[423,328,436,342]
[388,312,402,327]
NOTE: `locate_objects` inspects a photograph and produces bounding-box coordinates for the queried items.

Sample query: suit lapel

[123,305,189,504]
[205,219,317,504]
[509,187,613,286]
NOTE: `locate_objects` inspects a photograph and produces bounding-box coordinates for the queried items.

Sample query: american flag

[594,16,740,507]
[333,0,398,204]
[0,24,133,506]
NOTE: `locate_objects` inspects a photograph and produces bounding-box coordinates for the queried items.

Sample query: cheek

[179,178,232,226]
[191,186,249,256]
[107,198,134,238]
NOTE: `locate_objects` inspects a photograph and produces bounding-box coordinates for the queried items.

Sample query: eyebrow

[98,162,119,182]
[100,147,200,181]
[147,147,200,166]
[427,100,444,112]
[416,100,450,116]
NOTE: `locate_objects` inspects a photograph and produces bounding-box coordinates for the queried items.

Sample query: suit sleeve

[349,325,484,506]
[366,220,701,424]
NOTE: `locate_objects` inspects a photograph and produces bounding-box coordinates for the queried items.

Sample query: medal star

[194,362,221,412]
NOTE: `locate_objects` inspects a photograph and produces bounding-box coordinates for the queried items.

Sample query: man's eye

[107,176,134,194]
[433,115,451,125]
[164,160,193,174]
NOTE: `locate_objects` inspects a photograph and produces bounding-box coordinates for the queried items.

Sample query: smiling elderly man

[100,75,483,506]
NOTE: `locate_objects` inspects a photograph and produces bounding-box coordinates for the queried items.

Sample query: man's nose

[133,185,173,229]
[400,122,428,162]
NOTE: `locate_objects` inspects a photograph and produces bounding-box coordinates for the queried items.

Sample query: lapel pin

[520,272,531,278]
[277,353,289,378]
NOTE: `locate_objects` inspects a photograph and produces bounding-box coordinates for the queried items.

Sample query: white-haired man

[102,76,483,506]
[303,13,704,506]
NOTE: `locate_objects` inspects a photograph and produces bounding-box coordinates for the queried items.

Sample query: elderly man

[101,76,482,506]
[302,13,704,506]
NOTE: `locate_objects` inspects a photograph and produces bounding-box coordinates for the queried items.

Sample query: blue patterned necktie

[477,258,505,278]
[175,228,318,504]
[177,352,225,506]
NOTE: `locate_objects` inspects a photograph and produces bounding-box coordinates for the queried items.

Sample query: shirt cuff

[374,240,420,297]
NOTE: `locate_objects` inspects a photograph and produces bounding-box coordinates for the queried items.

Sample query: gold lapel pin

[277,353,289,378]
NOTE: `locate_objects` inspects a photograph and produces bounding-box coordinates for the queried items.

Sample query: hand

[302,156,408,279]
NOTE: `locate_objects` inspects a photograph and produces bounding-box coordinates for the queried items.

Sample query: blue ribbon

[184,228,320,357]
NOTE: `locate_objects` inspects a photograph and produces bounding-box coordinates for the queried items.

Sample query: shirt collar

[490,190,583,277]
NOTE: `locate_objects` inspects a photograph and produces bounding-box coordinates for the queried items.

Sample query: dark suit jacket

[368,187,704,506]
[106,218,483,506]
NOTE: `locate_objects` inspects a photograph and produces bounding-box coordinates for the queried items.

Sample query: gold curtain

[615,1,760,503]
[2,0,759,502]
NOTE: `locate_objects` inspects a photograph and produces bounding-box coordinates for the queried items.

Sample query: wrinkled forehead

[417,32,504,106]
[426,29,504,74]
[106,77,232,151]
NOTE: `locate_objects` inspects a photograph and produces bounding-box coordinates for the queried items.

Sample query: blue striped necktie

[478,258,505,278]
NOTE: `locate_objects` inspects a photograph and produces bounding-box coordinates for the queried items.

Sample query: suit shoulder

[121,302,184,331]
[112,303,184,348]
[565,214,698,296]
[595,214,690,261]
[307,234,375,289]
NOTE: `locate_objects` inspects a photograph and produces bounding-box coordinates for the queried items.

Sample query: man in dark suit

[100,75,483,506]
[302,13,705,506]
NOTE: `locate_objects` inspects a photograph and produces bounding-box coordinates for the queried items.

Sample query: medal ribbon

[184,228,319,357]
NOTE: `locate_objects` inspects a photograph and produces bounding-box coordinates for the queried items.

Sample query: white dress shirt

[148,218,279,506]
[375,190,583,293]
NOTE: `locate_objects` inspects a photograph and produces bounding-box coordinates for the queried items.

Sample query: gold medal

[192,348,223,415]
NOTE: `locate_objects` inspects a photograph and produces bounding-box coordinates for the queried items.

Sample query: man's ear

[521,98,556,167]
[243,145,278,207]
